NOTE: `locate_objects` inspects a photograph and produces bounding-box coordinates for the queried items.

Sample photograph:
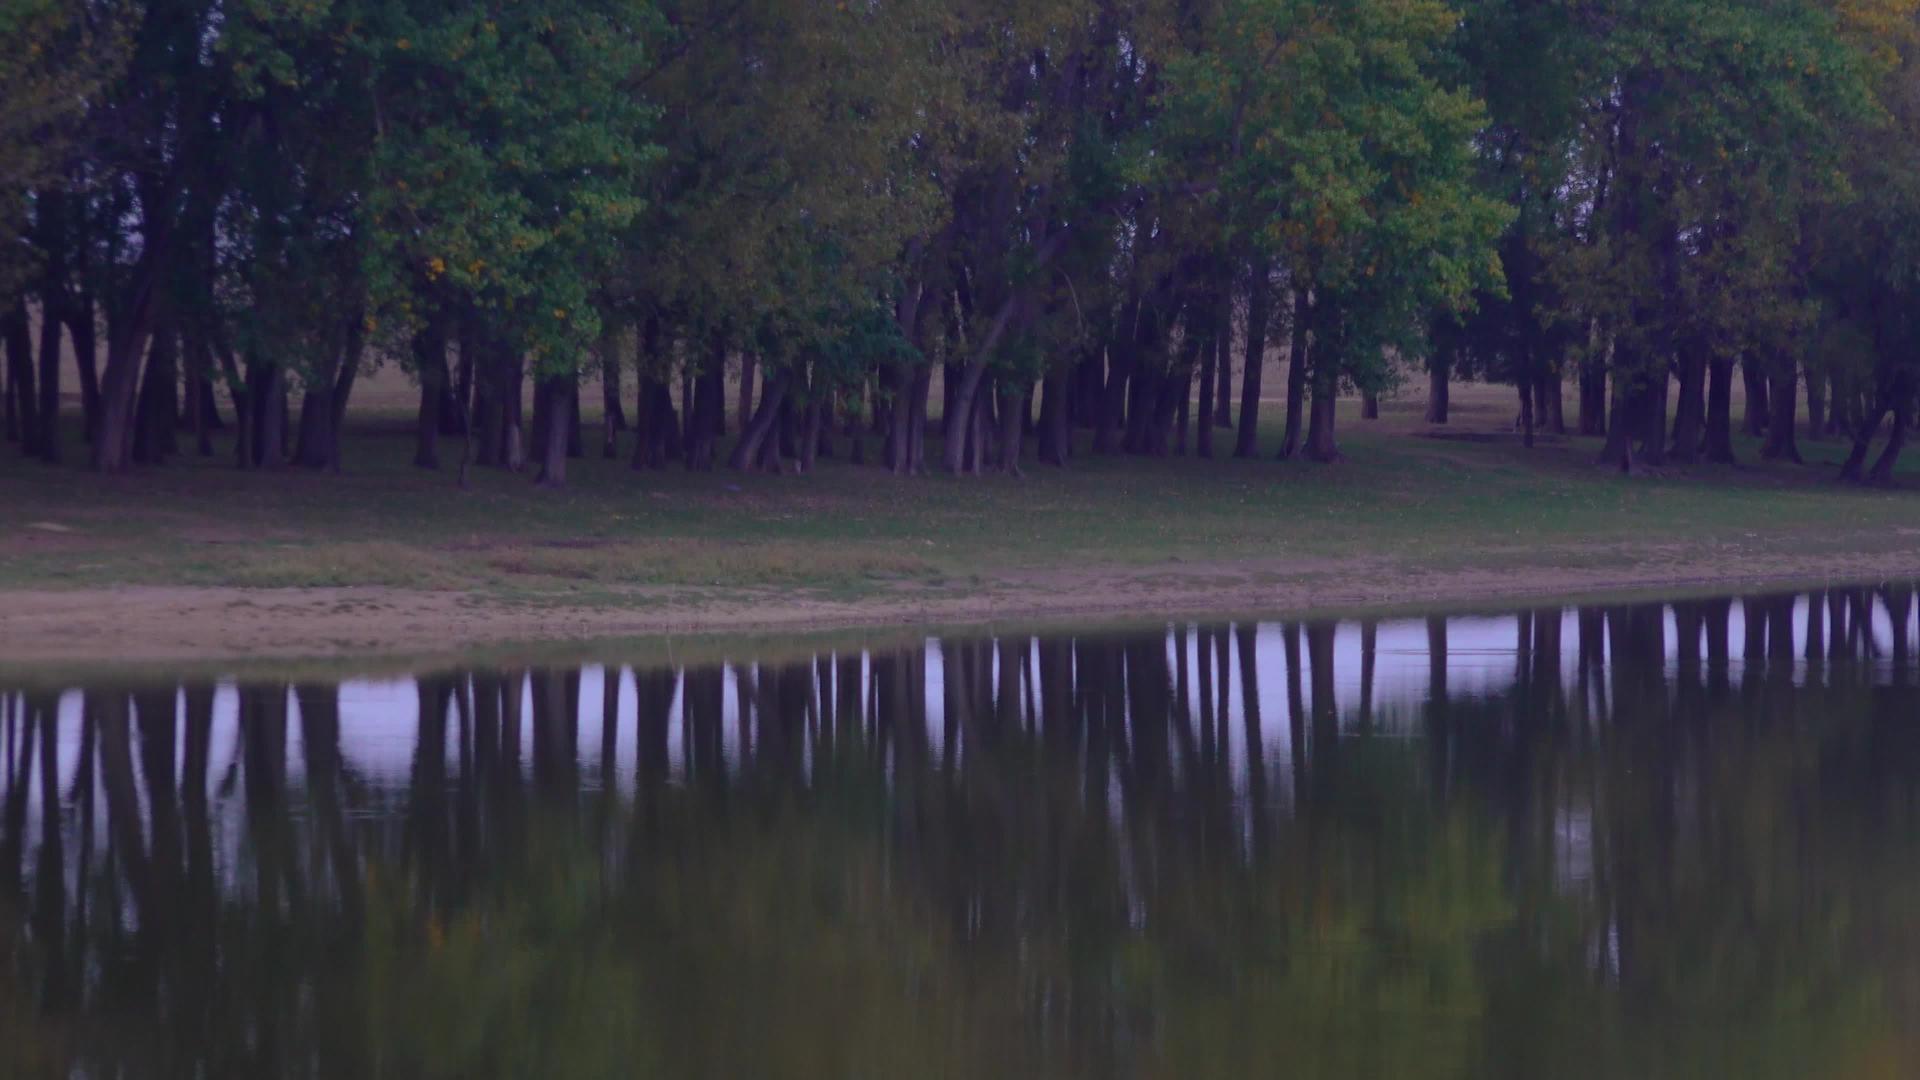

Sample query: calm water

[3,587,1919,1079]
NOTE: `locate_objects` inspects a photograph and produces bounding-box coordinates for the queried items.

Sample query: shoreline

[5,549,1917,671]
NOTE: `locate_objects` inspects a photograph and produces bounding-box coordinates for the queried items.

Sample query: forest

[4,0,1920,489]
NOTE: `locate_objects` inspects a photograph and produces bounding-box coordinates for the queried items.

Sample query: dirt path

[4,548,1917,665]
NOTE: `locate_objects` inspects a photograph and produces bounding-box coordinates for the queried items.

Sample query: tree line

[4,0,1919,487]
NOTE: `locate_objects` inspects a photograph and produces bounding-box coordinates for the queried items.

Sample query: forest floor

[3,381,1918,663]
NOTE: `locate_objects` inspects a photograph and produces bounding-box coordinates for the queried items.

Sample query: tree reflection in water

[3,587,1919,1078]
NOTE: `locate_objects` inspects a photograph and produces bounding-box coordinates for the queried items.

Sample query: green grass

[3,387,1916,605]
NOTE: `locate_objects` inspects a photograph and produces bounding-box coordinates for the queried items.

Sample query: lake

[3,585,1918,1078]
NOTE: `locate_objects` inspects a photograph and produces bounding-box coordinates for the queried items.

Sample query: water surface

[3,586,1919,1078]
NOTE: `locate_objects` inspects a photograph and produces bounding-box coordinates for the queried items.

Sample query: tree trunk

[2,302,36,455]
[943,361,989,474]
[1425,350,1451,424]
[1278,291,1310,459]
[1702,355,1737,464]
[1667,345,1705,464]
[1577,351,1607,436]
[1175,360,1193,455]
[1235,261,1269,457]
[33,302,61,462]
[252,360,288,469]
[1759,356,1802,463]
[184,327,213,457]
[327,328,361,473]
[68,297,100,442]
[1598,371,1640,471]
[1518,372,1535,449]
[132,325,177,464]
[997,381,1027,475]
[886,361,914,474]
[503,357,527,471]
[1866,397,1909,485]
[796,392,823,474]
[684,350,724,471]
[1805,368,1827,441]
[601,341,624,458]
[1637,363,1668,466]
[1195,320,1216,459]
[1038,365,1070,466]
[436,381,465,437]
[730,367,792,469]
[1213,325,1232,427]
[295,388,334,468]
[1741,353,1769,436]
[1361,391,1379,420]
[566,380,583,458]
[1540,367,1565,434]
[737,355,756,439]
[412,320,449,469]
[907,364,931,473]
[534,376,573,487]
[1840,382,1895,483]
[1303,359,1341,463]
[843,387,865,465]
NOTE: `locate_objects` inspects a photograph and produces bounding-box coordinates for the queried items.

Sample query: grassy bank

[4,383,1916,608]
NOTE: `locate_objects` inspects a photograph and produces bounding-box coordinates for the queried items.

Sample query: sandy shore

[4,547,1917,666]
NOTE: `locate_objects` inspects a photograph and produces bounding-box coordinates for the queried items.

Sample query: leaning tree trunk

[1278,291,1310,459]
[1759,356,1802,463]
[1843,374,1906,484]
[729,366,791,470]
[1866,395,1910,485]
[1702,355,1737,464]
[1235,262,1270,458]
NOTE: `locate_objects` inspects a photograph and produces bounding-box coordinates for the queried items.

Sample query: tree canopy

[3,0,1918,485]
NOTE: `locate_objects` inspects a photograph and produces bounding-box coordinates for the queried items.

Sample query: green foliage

[352,0,661,376]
